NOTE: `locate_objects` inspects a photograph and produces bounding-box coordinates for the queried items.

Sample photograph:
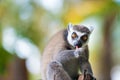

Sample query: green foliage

[0,46,12,74]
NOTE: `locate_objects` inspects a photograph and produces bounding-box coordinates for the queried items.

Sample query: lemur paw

[84,74,96,80]
[83,70,96,80]
[78,73,96,80]
[49,61,62,71]
[74,48,84,58]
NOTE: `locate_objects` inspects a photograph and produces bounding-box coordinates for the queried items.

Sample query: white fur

[67,29,87,47]
[74,48,84,58]
[68,23,73,32]
[67,23,91,48]
[88,26,94,33]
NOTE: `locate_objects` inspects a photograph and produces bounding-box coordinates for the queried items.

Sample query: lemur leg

[47,61,72,80]
[80,59,96,80]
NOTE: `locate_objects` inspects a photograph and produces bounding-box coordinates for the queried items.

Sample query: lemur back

[41,29,70,80]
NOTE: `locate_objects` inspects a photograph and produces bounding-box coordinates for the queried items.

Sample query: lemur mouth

[75,45,81,49]
[75,44,82,48]
[76,46,79,49]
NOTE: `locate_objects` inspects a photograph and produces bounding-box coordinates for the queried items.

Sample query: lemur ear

[88,26,94,33]
[67,23,73,32]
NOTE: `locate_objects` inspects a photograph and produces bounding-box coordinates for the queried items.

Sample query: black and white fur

[67,23,93,48]
[41,23,95,80]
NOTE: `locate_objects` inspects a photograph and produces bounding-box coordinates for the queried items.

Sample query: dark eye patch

[81,34,88,42]
[71,32,78,39]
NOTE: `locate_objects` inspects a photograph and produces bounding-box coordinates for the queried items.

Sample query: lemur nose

[74,41,82,47]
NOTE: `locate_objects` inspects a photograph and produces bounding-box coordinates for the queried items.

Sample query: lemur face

[67,23,94,48]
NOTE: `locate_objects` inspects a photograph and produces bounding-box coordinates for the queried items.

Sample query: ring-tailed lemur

[41,23,96,80]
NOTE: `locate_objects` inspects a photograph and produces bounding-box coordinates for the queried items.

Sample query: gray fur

[41,23,95,80]
[47,46,94,80]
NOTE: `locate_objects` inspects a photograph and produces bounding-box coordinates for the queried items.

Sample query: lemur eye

[71,32,78,39]
[81,35,88,41]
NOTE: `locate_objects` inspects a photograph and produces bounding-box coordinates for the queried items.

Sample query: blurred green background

[0,0,120,80]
